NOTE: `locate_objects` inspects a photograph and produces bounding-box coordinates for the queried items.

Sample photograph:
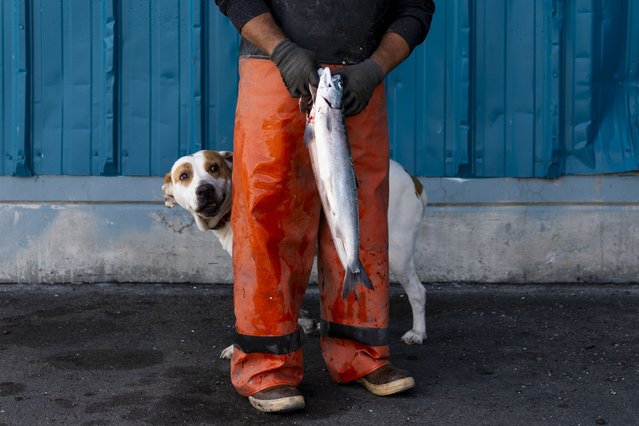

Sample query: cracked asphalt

[1,283,638,425]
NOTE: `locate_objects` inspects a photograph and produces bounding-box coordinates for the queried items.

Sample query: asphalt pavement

[1,283,638,425]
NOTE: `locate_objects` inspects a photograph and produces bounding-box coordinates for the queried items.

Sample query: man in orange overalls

[215,0,435,413]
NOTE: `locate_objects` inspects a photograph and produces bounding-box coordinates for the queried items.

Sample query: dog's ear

[219,151,233,169]
[162,172,177,208]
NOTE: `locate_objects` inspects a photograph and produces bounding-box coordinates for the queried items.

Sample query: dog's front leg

[219,344,235,359]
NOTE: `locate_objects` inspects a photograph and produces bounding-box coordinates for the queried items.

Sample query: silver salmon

[304,67,374,300]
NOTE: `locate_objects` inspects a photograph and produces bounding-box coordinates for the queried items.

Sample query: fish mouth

[317,68,342,109]
[322,95,336,109]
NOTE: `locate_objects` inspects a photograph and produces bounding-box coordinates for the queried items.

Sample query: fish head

[316,67,343,110]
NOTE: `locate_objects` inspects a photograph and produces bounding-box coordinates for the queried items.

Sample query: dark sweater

[215,0,435,64]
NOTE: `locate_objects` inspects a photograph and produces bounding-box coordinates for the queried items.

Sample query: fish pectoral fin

[304,122,315,147]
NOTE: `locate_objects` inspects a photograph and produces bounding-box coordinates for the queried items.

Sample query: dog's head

[162,150,233,232]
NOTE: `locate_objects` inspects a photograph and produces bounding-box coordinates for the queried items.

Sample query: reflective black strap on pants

[235,330,302,355]
[320,320,389,347]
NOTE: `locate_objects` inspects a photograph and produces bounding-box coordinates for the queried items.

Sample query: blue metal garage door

[1,0,638,177]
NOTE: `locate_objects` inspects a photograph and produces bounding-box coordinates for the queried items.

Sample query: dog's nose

[196,183,215,201]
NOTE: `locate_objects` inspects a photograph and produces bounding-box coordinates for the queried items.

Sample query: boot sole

[248,394,305,413]
[355,376,416,396]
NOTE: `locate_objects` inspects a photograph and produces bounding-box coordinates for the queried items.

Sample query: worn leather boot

[355,364,415,396]
[248,385,305,413]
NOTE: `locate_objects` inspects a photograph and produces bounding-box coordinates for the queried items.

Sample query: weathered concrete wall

[1,175,638,284]
[0,177,232,284]
[416,205,639,283]
[0,204,232,284]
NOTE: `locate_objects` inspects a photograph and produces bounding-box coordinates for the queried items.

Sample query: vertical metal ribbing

[102,0,118,175]
[458,0,471,177]
[627,0,639,154]
[13,0,31,176]
[543,0,564,178]
[201,0,210,152]
[187,0,203,156]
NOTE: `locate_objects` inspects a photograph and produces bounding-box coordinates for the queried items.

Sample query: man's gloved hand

[271,39,320,98]
[337,59,386,116]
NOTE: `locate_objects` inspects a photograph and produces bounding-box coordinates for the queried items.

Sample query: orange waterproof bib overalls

[231,58,390,396]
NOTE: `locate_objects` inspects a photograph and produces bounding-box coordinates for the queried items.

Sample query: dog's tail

[410,175,428,216]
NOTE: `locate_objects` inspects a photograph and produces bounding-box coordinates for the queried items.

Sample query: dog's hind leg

[393,260,427,344]
[387,160,427,345]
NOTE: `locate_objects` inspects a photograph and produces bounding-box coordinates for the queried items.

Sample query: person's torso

[240,0,390,64]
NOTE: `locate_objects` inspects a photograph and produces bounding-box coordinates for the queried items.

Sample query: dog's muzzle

[196,183,222,217]
[196,183,215,203]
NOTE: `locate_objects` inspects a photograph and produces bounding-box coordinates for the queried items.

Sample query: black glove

[337,59,385,116]
[271,39,320,98]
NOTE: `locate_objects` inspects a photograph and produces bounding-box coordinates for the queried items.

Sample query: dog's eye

[210,164,219,173]
[179,172,188,180]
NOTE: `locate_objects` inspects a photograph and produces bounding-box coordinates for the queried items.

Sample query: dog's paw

[219,344,235,359]
[401,330,426,345]
[298,318,319,335]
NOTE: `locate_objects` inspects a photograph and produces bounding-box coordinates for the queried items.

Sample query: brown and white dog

[162,150,428,349]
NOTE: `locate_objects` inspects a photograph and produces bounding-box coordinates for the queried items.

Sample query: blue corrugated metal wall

[1,0,29,176]
[118,0,200,175]
[1,0,638,177]
[30,0,112,175]
[388,0,639,177]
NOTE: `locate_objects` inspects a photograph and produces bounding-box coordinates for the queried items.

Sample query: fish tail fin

[341,261,375,300]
